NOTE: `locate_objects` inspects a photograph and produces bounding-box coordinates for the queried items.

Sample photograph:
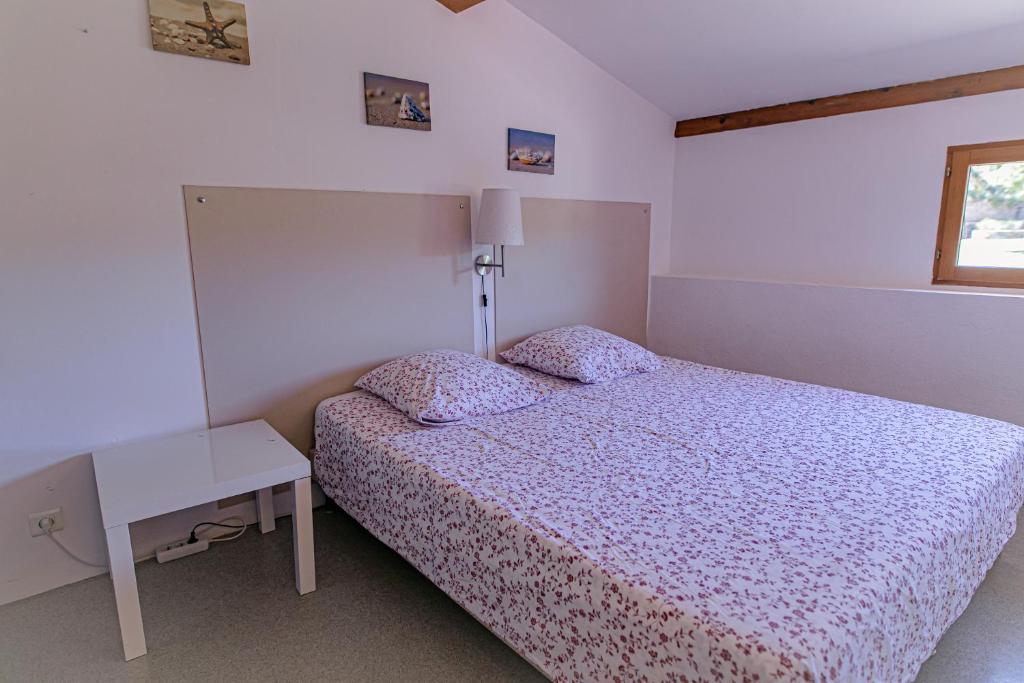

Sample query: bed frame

[495,198,651,352]
[185,186,475,456]
[185,186,652,456]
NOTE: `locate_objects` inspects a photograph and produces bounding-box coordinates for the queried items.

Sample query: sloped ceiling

[506,0,1024,118]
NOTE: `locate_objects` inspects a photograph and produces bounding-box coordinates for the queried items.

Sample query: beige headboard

[495,198,651,351]
[185,186,474,455]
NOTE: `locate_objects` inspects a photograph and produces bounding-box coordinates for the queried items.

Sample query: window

[934,139,1024,288]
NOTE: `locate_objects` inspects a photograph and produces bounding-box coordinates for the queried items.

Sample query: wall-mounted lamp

[474,188,524,277]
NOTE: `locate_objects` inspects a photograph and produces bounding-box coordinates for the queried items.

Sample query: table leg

[105,524,146,660]
[291,477,316,595]
[256,486,276,533]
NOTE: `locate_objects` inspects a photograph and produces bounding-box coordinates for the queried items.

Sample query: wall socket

[28,508,65,537]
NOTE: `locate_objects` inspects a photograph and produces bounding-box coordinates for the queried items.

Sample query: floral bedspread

[313,358,1024,682]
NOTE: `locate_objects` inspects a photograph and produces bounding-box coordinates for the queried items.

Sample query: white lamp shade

[475,188,524,246]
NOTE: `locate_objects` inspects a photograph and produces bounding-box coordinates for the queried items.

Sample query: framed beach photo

[364,73,432,131]
[148,0,251,65]
[508,128,555,175]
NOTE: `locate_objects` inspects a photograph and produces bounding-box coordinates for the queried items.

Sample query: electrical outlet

[28,508,65,537]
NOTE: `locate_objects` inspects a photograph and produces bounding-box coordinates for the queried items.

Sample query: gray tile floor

[1,507,1022,682]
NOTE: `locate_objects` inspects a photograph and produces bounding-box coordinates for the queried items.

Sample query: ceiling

[506,0,1024,119]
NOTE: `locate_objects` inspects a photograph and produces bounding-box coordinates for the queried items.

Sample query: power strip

[156,538,209,563]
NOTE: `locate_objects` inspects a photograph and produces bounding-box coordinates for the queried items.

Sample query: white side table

[92,420,315,660]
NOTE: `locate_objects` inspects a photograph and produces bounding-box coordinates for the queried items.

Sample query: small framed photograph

[364,73,432,131]
[508,128,555,175]
[149,0,251,65]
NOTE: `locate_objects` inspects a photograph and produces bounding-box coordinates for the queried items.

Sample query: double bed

[314,357,1024,682]
[184,185,1024,681]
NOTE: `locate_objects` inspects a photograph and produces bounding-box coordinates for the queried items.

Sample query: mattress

[313,358,1024,682]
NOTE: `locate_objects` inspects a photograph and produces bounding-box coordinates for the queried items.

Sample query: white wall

[652,90,1024,426]
[649,276,1024,427]
[0,0,675,603]
[670,89,1024,289]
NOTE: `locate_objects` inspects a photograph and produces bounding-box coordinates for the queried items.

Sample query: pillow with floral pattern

[500,325,661,384]
[355,349,551,425]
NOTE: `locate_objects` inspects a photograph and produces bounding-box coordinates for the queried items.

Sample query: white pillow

[501,326,661,384]
[356,349,551,424]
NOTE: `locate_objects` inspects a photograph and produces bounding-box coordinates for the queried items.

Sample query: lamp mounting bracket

[474,246,508,277]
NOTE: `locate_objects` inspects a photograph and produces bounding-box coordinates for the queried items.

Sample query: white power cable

[39,518,107,568]
[39,512,249,570]
[39,512,248,570]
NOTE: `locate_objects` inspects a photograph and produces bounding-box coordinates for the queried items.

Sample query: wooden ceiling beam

[435,0,487,12]
[675,65,1024,138]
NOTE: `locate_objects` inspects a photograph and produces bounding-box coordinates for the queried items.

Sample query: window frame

[933,138,1024,288]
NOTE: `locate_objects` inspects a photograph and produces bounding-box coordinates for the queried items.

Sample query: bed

[313,357,1024,682]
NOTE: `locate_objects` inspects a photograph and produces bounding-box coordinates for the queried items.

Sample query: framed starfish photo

[364,73,432,132]
[148,0,251,65]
